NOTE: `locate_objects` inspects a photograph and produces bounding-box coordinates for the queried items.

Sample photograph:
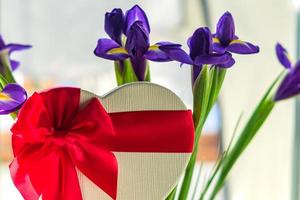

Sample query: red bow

[10,87,194,200]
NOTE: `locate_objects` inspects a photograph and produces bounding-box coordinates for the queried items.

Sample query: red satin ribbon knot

[10,87,194,200]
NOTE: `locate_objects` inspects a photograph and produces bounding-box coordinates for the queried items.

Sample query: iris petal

[10,60,20,71]
[94,38,129,60]
[125,21,149,81]
[125,21,149,57]
[104,8,125,45]
[145,46,171,62]
[275,43,292,69]
[275,60,300,101]
[145,42,193,64]
[0,35,5,48]
[189,27,213,60]
[124,5,150,35]
[226,40,259,54]
[6,44,32,54]
[194,53,233,66]
[0,83,27,114]
[216,11,235,45]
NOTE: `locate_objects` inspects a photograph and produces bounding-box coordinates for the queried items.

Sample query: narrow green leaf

[177,65,211,200]
[200,112,243,200]
[193,65,211,131]
[207,72,283,199]
[205,68,226,120]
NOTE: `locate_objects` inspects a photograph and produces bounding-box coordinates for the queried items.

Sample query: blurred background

[0,0,298,199]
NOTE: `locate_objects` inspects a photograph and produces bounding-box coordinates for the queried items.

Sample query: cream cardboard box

[9,82,194,200]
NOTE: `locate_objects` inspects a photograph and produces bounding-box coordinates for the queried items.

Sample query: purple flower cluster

[94,5,189,81]
[0,35,30,115]
[94,7,259,83]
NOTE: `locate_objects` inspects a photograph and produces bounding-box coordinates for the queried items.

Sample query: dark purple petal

[189,27,213,60]
[0,83,27,114]
[6,43,32,54]
[192,65,203,85]
[104,8,125,44]
[125,21,149,57]
[216,11,235,46]
[144,48,171,61]
[145,42,193,64]
[218,56,235,68]
[275,61,300,101]
[275,43,292,69]
[125,21,149,81]
[226,40,259,54]
[124,5,150,35]
[10,60,20,71]
[194,52,232,66]
[0,35,5,49]
[94,38,129,60]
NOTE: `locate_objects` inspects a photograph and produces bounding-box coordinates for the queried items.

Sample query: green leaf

[206,67,226,116]
[177,65,211,200]
[207,72,283,199]
[200,112,243,200]
[192,65,211,130]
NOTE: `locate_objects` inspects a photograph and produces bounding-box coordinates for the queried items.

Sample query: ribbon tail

[10,158,40,200]
[42,152,83,200]
[10,150,83,200]
[70,143,118,199]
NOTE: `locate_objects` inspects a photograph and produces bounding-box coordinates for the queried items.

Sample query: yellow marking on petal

[148,45,160,51]
[213,37,221,43]
[107,47,128,55]
[0,92,12,101]
[230,39,252,49]
[230,39,246,44]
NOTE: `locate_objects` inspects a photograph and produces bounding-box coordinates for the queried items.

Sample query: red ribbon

[10,87,194,200]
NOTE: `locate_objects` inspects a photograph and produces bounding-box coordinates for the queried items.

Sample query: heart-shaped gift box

[10,82,194,200]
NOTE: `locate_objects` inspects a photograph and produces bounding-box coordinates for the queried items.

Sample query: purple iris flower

[274,43,300,101]
[182,27,235,83]
[0,35,32,71]
[0,83,27,114]
[212,12,259,55]
[95,5,190,81]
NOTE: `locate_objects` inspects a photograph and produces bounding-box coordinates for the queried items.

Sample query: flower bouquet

[0,4,299,200]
